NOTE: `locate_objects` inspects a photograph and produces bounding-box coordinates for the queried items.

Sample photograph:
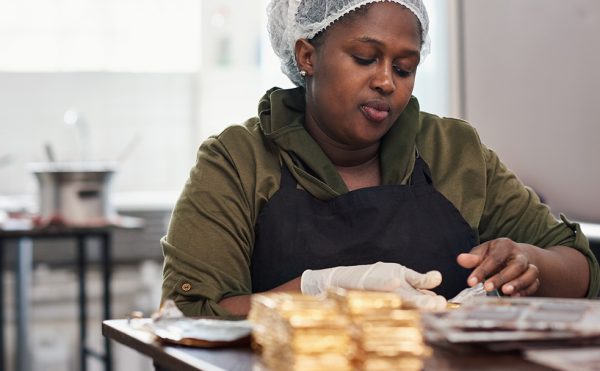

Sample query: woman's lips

[361,101,390,123]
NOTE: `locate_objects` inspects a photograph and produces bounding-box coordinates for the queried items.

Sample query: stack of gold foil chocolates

[249,289,430,370]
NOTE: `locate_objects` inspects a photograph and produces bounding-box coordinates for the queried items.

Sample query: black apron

[250,154,477,298]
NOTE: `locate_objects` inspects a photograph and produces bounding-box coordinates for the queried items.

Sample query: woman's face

[299,2,421,149]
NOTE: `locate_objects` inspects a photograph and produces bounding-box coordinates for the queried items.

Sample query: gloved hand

[301,261,447,310]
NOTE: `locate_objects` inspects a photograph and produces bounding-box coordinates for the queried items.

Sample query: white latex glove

[301,261,447,310]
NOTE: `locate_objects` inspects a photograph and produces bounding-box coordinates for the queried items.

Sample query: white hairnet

[267,0,430,87]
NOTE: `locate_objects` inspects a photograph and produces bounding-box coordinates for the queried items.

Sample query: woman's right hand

[301,262,447,310]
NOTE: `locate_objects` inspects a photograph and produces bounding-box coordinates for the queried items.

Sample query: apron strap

[410,153,434,186]
[279,162,297,189]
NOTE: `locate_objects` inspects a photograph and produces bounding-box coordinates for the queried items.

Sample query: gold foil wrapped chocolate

[249,289,430,370]
[250,292,355,370]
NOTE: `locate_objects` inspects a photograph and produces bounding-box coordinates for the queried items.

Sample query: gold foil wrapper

[249,289,429,371]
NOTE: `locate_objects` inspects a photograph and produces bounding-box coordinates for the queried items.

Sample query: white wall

[0,1,270,211]
[461,0,600,222]
[0,72,197,202]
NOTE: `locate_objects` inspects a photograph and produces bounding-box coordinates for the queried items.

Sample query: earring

[299,70,307,77]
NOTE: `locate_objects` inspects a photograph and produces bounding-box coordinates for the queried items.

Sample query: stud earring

[299,70,307,77]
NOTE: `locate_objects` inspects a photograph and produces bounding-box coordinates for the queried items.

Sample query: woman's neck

[322,142,380,167]
[304,117,382,189]
[334,152,381,190]
[304,117,381,167]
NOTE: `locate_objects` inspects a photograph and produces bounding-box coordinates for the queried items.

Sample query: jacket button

[181,283,192,292]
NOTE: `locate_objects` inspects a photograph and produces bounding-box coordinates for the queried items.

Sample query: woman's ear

[294,38,316,76]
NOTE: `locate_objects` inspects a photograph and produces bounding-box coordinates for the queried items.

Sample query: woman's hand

[301,262,447,310]
[457,238,541,297]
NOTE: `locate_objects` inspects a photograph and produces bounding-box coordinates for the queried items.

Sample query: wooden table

[102,319,553,371]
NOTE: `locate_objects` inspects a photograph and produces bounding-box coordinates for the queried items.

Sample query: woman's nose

[370,64,395,95]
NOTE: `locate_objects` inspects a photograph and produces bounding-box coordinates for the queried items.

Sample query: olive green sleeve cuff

[561,214,600,298]
[162,272,250,317]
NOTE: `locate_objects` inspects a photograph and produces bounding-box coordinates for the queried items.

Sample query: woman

[161,0,599,316]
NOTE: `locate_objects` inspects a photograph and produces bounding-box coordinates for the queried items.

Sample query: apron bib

[251,154,477,298]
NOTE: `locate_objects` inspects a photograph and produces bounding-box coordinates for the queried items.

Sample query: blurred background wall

[0,0,451,211]
[459,0,600,222]
[2,0,598,223]
[0,0,598,370]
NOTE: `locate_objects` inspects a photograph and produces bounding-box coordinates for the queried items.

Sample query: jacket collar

[258,87,421,197]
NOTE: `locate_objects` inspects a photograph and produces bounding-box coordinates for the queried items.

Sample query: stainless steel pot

[29,162,118,225]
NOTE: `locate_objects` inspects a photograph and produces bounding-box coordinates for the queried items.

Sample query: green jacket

[162,87,599,316]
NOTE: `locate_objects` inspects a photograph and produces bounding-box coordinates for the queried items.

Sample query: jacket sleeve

[478,145,600,297]
[161,132,256,316]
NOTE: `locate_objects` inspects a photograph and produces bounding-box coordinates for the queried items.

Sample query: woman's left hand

[457,238,540,296]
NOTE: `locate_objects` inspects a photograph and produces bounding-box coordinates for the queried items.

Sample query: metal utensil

[116,133,142,163]
[29,162,117,225]
[44,143,56,162]
[449,282,500,305]
[64,108,90,162]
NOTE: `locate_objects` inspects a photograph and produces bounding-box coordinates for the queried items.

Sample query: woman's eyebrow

[352,36,385,46]
[351,36,420,57]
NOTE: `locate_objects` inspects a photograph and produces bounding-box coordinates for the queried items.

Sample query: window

[0,0,201,72]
